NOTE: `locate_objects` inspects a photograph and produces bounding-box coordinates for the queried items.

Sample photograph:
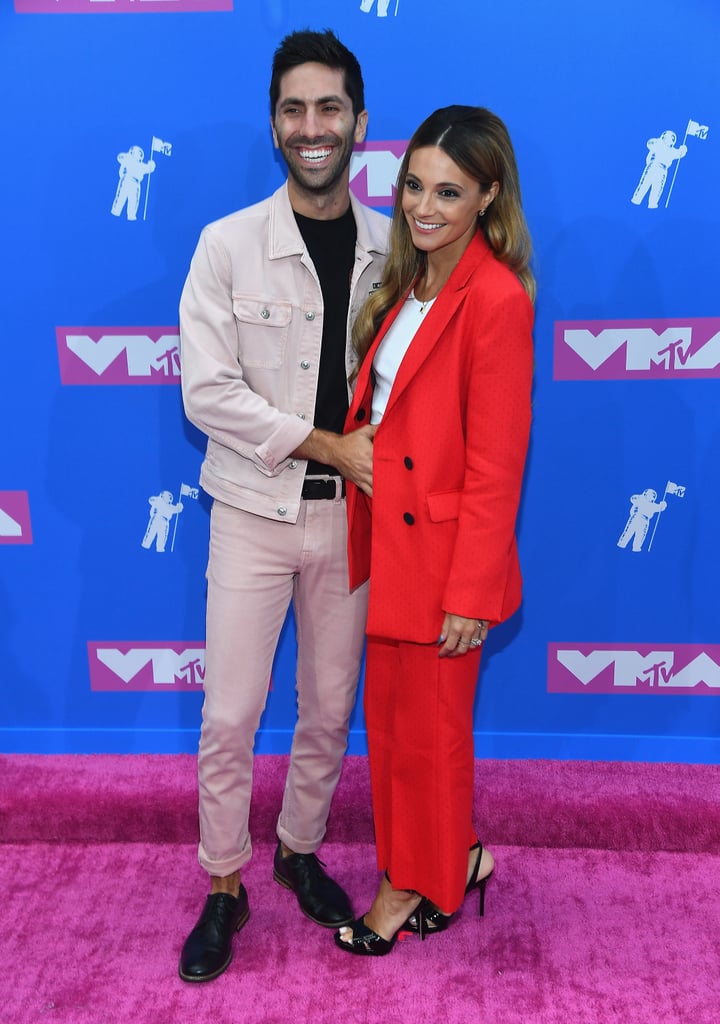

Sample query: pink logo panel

[350,141,407,207]
[0,491,33,545]
[57,326,180,385]
[548,643,720,695]
[553,318,720,380]
[16,1,232,13]
[89,642,206,691]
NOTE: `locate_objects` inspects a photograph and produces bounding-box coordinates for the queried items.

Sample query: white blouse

[370,291,436,424]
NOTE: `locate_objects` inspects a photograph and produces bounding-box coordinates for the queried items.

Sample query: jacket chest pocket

[232,296,292,369]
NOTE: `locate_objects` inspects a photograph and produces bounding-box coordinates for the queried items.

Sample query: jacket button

[403,512,415,525]
[260,308,271,320]
[305,311,316,321]
[355,408,366,421]
[297,412,306,420]
[277,506,288,517]
[289,460,298,469]
[404,456,413,470]
[300,360,310,370]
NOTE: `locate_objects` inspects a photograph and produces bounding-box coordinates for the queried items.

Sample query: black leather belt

[301,477,346,500]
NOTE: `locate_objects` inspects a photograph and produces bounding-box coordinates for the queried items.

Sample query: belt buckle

[319,477,340,499]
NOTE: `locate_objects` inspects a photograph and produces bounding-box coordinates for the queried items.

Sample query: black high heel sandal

[334,875,428,957]
[406,841,493,935]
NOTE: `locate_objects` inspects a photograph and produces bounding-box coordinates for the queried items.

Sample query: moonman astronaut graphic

[617,489,667,552]
[631,131,687,209]
[141,491,183,553]
[111,146,156,221]
[360,0,394,15]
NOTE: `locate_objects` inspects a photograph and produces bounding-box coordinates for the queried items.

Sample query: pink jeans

[196,496,368,877]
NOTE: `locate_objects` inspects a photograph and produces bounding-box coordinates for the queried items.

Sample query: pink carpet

[2,755,720,1023]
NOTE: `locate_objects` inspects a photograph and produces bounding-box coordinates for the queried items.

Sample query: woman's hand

[438,613,489,658]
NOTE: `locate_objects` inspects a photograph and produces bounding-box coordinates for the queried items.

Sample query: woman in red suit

[335,106,535,956]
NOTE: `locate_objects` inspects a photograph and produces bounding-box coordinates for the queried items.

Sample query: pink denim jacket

[180,183,389,522]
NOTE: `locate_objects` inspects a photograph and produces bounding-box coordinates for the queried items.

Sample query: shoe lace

[298,852,326,881]
[207,891,237,925]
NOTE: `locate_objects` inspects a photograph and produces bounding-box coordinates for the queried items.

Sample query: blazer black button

[403,512,415,525]
[404,456,413,470]
[355,408,366,421]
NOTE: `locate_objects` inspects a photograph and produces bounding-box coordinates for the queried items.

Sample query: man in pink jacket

[178,30,388,982]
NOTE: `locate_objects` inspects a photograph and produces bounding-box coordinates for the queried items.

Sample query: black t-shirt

[294,207,357,476]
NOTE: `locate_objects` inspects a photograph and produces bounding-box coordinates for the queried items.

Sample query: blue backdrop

[2,0,718,761]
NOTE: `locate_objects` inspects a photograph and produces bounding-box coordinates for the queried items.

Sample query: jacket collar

[268,182,388,260]
[358,230,494,415]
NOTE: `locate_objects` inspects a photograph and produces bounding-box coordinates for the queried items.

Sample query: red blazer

[344,230,534,644]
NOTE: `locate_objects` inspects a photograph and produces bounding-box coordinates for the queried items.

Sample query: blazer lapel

[382,286,466,419]
[383,232,492,419]
[349,231,495,422]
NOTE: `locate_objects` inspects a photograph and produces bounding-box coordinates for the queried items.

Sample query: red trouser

[364,635,481,913]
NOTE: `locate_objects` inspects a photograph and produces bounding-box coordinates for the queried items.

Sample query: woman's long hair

[352,105,535,367]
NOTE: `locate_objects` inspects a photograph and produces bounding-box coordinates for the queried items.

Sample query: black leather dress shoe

[178,887,250,983]
[272,842,353,928]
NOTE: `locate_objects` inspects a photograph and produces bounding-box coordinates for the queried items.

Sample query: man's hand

[292,426,376,496]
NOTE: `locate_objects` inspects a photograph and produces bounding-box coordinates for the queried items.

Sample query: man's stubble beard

[281,132,356,198]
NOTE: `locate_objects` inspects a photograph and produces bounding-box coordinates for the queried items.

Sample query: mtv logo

[57,327,181,385]
[88,642,206,691]
[547,643,720,694]
[15,1,232,13]
[350,141,407,207]
[0,491,33,545]
[554,318,720,380]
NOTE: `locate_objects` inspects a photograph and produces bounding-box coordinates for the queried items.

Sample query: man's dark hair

[269,29,365,118]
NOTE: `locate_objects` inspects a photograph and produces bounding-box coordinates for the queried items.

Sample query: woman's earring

[478,209,486,217]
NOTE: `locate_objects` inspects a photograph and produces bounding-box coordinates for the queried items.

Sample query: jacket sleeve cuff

[255,414,314,472]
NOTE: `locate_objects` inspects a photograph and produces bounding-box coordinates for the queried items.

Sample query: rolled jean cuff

[198,836,252,878]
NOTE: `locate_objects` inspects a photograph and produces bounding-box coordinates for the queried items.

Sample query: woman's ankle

[469,846,494,885]
[365,881,421,940]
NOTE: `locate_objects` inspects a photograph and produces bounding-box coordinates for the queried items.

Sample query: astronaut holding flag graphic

[617,481,686,553]
[111,145,156,221]
[141,490,184,553]
[141,482,197,553]
[631,118,709,209]
[631,131,687,209]
[110,136,172,222]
